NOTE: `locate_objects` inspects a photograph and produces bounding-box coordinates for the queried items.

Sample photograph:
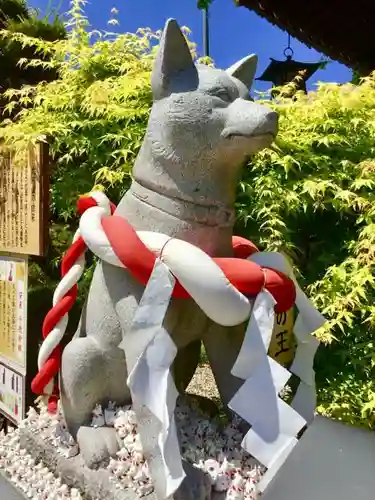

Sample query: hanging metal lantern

[257,34,323,95]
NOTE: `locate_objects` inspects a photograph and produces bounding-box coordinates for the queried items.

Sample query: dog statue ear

[151,19,198,100]
[226,54,258,90]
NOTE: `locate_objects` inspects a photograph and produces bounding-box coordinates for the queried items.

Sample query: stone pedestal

[0,473,28,500]
[20,428,140,500]
[18,401,213,500]
[0,397,262,500]
[20,427,219,500]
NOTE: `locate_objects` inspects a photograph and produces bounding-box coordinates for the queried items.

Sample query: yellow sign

[0,254,28,374]
[0,144,49,256]
[269,308,296,367]
[0,363,24,425]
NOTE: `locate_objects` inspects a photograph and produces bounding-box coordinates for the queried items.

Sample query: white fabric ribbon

[249,252,325,424]
[290,311,320,424]
[228,290,307,491]
[231,289,276,380]
[229,252,326,491]
[119,259,185,498]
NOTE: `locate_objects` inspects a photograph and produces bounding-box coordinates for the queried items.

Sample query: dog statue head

[133,19,278,205]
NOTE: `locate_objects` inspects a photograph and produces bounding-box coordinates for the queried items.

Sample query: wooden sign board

[269,308,296,367]
[0,254,28,375]
[0,254,27,425]
[0,362,25,425]
[0,143,49,256]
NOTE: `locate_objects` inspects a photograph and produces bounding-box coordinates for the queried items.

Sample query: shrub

[0,0,65,97]
[236,81,375,427]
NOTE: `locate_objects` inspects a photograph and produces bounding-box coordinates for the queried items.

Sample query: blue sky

[29,0,352,92]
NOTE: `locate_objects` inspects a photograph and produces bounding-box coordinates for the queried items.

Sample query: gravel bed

[186,363,220,402]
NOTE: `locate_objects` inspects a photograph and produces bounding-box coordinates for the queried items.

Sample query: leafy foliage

[0,0,65,96]
[236,81,375,428]
[1,0,375,427]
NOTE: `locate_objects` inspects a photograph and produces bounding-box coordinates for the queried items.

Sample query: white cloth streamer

[229,253,326,492]
[290,311,320,424]
[249,251,325,425]
[231,289,276,380]
[120,259,185,499]
[228,290,307,492]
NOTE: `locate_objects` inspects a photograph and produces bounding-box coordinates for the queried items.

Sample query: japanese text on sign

[269,308,296,366]
[0,144,48,256]
[0,255,27,374]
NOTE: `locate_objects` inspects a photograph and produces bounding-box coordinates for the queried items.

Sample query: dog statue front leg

[60,262,133,467]
[60,335,129,467]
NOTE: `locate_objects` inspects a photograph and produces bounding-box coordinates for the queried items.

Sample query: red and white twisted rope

[31,193,116,410]
[31,192,296,408]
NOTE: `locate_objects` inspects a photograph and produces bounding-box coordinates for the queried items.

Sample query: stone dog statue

[60,19,278,471]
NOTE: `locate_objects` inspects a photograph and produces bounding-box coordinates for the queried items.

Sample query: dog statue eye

[214,89,232,103]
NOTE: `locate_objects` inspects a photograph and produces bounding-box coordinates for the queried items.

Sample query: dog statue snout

[259,109,278,137]
[222,101,278,144]
[265,109,278,127]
